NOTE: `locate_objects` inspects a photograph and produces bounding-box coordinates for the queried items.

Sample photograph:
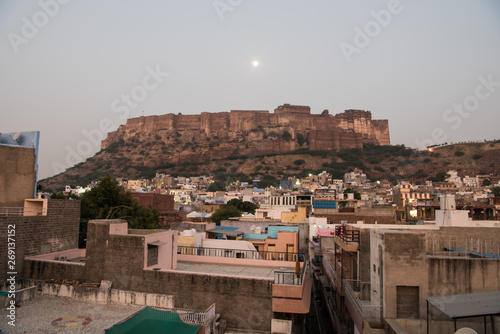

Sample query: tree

[344,188,361,200]
[492,187,500,197]
[282,130,292,141]
[50,191,67,199]
[211,205,242,225]
[207,181,226,192]
[79,175,159,247]
[226,198,258,214]
[483,178,491,186]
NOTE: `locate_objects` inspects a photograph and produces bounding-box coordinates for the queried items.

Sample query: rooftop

[176,261,295,280]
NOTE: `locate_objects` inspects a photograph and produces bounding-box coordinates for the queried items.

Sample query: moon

[252,60,259,67]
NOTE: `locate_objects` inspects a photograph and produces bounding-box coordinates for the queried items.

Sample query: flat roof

[426,290,500,319]
[177,261,295,280]
[206,228,243,236]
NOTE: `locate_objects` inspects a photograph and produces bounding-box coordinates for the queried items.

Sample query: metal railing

[177,246,304,262]
[274,261,307,286]
[0,207,47,216]
[334,226,360,243]
[176,303,216,325]
[344,280,381,321]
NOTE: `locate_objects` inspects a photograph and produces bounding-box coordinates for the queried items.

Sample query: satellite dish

[455,328,478,334]
[9,132,20,144]
[250,225,256,231]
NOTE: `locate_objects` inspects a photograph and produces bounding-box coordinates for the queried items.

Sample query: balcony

[272,261,311,314]
[333,227,359,252]
[344,280,381,326]
[274,260,306,286]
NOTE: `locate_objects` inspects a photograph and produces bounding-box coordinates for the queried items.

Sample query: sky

[1,0,499,180]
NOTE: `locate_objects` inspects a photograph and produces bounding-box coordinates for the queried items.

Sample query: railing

[177,246,304,262]
[0,207,47,216]
[334,226,360,243]
[274,261,307,285]
[344,280,381,321]
[176,303,216,325]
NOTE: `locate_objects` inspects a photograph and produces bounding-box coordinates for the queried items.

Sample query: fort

[100,104,390,164]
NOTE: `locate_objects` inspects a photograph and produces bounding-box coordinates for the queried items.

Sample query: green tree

[344,188,361,200]
[50,191,67,199]
[207,181,226,192]
[483,178,491,186]
[256,175,279,188]
[211,205,242,225]
[79,175,159,247]
[282,130,292,141]
[226,198,258,214]
[492,187,500,197]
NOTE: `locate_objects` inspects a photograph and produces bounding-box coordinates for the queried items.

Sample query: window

[147,245,159,267]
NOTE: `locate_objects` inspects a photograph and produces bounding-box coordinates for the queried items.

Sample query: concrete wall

[379,226,500,322]
[359,229,371,282]
[41,282,175,308]
[0,145,36,207]
[0,199,80,279]
[382,231,428,319]
[427,258,500,295]
[32,220,274,331]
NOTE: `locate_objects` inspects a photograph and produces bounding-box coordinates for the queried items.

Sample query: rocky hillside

[39,140,500,192]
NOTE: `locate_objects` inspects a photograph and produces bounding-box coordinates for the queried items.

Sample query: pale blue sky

[1,0,499,179]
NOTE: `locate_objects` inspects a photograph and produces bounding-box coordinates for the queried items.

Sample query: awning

[426,290,500,319]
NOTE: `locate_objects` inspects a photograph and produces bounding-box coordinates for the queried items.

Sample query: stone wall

[0,146,36,207]
[0,199,80,279]
[100,105,391,161]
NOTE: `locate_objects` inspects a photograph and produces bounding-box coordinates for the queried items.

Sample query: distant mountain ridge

[39,104,500,191]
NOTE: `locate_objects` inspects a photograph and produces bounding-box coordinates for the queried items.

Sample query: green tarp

[105,307,201,334]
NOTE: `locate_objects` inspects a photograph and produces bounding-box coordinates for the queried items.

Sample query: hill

[39,141,500,192]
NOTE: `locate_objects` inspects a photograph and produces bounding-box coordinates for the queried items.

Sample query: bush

[293,159,305,166]
[454,151,465,157]
[282,130,292,141]
[296,133,307,146]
